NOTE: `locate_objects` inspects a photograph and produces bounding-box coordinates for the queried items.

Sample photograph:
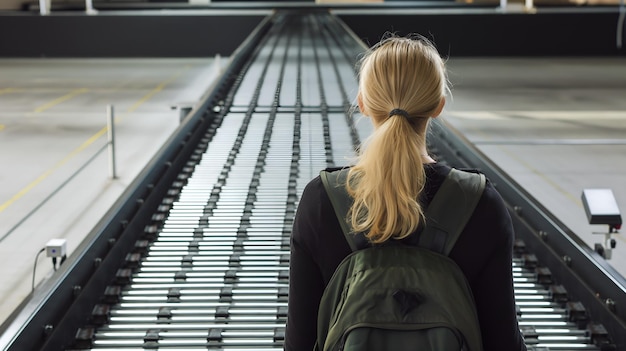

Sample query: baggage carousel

[1,10,625,351]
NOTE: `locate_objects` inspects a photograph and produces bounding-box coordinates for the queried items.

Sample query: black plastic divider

[429,118,626,349]
[0,13,275,351]
[338,10,625,56]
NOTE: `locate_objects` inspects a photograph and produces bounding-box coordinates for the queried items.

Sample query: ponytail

[347,116,427,243]
[346,35,448,243]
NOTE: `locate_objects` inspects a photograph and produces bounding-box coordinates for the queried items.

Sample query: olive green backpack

[317,168,486,351]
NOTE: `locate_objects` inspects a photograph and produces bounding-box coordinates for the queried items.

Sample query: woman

[284,35,526,351]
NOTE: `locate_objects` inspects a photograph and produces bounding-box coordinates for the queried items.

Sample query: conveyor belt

[2,10,626,351]
[72,12,364,351]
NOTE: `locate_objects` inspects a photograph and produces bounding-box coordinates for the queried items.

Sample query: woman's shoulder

[302,166,351,196]
[302,167,345,192]
[426,164,510,228]
[426,164,503,203]
[460,169,513,246]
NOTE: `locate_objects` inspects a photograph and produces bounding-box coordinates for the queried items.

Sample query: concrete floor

[0,58,223,325]
[0,56,624,329]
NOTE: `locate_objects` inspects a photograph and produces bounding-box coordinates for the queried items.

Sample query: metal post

[499,0,507,11]
[618,0,625,49]
[107,105,117,179]
[524,0,536,13]
[39,0,50,15]
[85,0,97,14]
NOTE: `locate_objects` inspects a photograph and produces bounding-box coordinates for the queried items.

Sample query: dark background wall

[0,13,266,57]
[0,9,624,57]
[339,11,625,56]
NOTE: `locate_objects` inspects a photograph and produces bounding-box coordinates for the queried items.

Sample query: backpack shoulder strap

[321,167,486,255]
[418,168,486,256]
[320,169,367,251]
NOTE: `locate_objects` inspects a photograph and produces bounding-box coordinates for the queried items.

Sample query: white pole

[85,0,97,14]
[524,0,536,13]
[39,0,50,15]
[107,105,117,179]
[214,54,221,76]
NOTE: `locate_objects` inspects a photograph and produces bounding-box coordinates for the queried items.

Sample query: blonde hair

[347,35,449,243]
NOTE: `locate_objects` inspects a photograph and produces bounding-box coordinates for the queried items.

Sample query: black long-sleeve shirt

[284,163,527,351]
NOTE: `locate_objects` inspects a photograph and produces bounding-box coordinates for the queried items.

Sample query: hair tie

[389,108,410,119]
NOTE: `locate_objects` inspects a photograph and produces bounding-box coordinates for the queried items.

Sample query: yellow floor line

[0,88,15,96]
[0,125,5,132]
[33,88,89,114]
[0,127,108,214]
[126,68,187,113]
[0,66,190,215]
[126,83,165,113]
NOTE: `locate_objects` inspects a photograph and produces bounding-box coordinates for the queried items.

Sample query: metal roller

[73,12,361,351]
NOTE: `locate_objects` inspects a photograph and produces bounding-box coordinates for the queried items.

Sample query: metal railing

[0,110,117,246]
